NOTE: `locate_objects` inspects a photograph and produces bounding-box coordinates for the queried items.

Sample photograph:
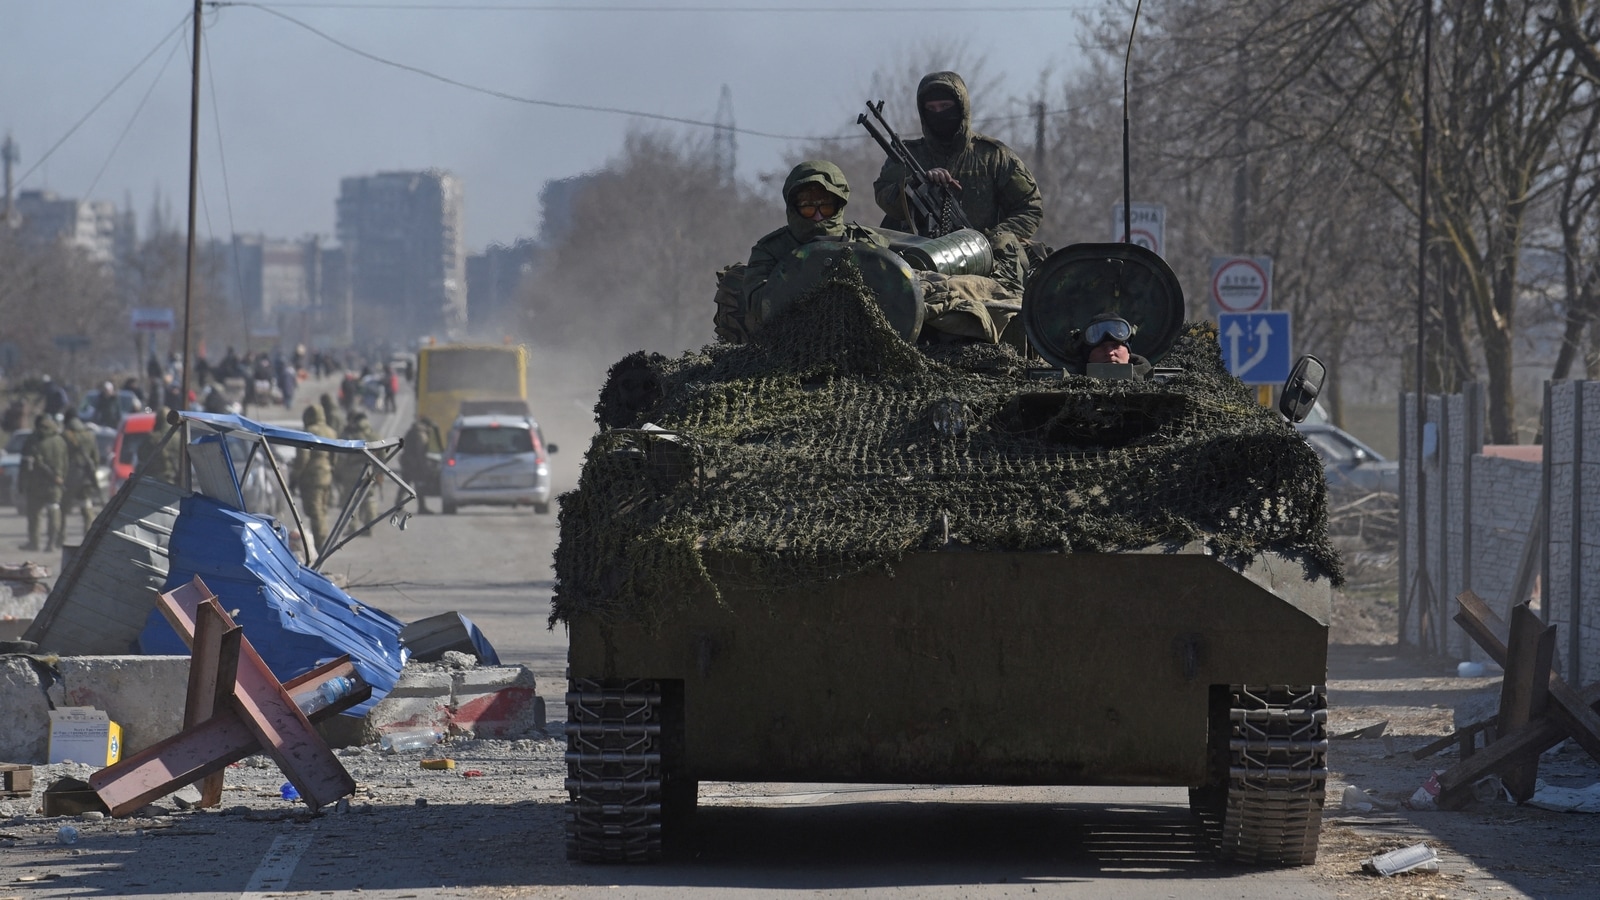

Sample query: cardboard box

[48,707,122,766]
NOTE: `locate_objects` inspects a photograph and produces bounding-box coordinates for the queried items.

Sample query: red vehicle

[110,411,158,494]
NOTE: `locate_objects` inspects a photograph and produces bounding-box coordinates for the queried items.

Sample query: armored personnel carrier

[554,243,1338,866]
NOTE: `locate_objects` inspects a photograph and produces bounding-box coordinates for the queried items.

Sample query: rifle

[858,100,974,238]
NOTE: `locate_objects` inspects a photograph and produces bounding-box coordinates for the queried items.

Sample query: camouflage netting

[552,261,1341,629]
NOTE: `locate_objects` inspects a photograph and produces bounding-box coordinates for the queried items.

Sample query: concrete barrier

[0,655,544,763]
[365,664,544,739]
[0,656,190,764]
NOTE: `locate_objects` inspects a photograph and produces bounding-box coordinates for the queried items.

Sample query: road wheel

[534,501,551,515]
[442,501,458,515]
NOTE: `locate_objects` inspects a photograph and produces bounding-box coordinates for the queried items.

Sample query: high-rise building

[214,235,352,349]
[13,189,125,264]
[465,239,539,337]
[336,170,465,343]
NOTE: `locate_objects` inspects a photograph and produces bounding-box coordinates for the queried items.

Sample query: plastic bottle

[57,825,79,845]
[280,782,300,801]
[291,675,359,716]
[380,729,443,753]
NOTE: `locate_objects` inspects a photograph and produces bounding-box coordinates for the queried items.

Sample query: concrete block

[451,666,542,738]
[363,664,544,740]
[0,657,51,763]
[55,656,189,756]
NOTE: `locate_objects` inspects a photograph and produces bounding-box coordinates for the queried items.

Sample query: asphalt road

[0,370,1359,900]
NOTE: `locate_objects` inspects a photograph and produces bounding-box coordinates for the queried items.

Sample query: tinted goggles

[1084,318,1133,346]
[794,198,841,218]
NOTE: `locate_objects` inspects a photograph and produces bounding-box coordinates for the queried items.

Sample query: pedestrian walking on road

[401,418,437,514]
[59,409,104,546]
[292,405,338,555]
[18,414,68,553]
[336,410,380,533]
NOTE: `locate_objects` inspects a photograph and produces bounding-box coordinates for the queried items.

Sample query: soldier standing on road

[335,410,380,534]
[58,409,104,546]
[872,71,1044,293]
[401,417,438,514]
[292,405,337,554]
[18,414,68,553]
[319,393,344,435]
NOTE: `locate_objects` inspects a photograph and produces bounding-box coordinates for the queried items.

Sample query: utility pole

[180,0,202,481]
[1,134,18,226]
[1033,100,1046,177]
[712,85,736,186]
[1230,36,1249,254]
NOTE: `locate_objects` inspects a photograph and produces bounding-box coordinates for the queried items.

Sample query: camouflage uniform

[59,413,103,546]
[335,412,380,534]
[401,418,438,513]
[19,415,68,552]
[139,407,183,486]
[292,405,338,555]
[872,71,1043,293]
[320,394,344,435]
[742,160,890,333]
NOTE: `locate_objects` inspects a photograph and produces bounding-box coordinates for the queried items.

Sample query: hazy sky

[3,1,1104,250]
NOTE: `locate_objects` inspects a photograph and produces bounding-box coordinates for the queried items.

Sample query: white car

[440,414,557,515]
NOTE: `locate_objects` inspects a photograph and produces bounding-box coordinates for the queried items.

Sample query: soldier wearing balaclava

[872,71,1043,292]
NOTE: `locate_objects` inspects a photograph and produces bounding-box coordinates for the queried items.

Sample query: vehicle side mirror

[1351,447,1370,465]
[1279,355,1326,424]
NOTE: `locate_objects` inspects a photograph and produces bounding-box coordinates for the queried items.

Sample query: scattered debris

[401,611,499,665]
[0,764,30,799]
[1405,771,1445,810]
[419,758,455,771]
[1362,842,1439,876]
[1332,720,1388,741]
[1525,780,1600,813]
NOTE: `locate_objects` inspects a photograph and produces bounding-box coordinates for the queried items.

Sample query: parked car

[110,411,159,494]
[1,429,29,510]
[439,414,556,515]
[1295,422,1400,498]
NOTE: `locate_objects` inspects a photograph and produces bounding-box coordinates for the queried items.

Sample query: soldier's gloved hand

[926,168,962,190]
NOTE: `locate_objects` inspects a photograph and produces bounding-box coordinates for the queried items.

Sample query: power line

[230,2,850,140]
[86,29,188,198]
[17,14,195,189]
[218,2,1095,12]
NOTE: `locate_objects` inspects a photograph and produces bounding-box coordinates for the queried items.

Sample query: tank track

[1193,684,1328,866]
[564,677,663,863]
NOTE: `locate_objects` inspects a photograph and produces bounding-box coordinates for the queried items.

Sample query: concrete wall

[1543,381,1600,684]
[1400,385,1541,658]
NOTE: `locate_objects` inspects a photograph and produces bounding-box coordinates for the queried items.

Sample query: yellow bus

[415,343,529,429]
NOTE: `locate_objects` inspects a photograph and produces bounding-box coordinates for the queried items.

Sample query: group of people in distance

[737,70,1146,376]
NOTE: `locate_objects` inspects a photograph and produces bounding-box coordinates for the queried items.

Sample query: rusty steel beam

[90,578,368,816]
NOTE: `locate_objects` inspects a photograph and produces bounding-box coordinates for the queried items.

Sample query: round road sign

[1211,257,1270,313]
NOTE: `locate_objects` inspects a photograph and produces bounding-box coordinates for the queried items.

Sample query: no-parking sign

[1209,256,1273,315]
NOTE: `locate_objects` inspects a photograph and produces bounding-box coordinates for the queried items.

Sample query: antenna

[1122,0,1145,243]
[712,85,736,185]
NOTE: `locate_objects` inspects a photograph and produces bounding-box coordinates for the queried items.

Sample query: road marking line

[240,824,318,897]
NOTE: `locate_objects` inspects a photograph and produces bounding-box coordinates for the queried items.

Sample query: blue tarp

[139,494,407,716]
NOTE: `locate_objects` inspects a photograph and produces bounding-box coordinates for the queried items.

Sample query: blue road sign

[1218,311,1292,385]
